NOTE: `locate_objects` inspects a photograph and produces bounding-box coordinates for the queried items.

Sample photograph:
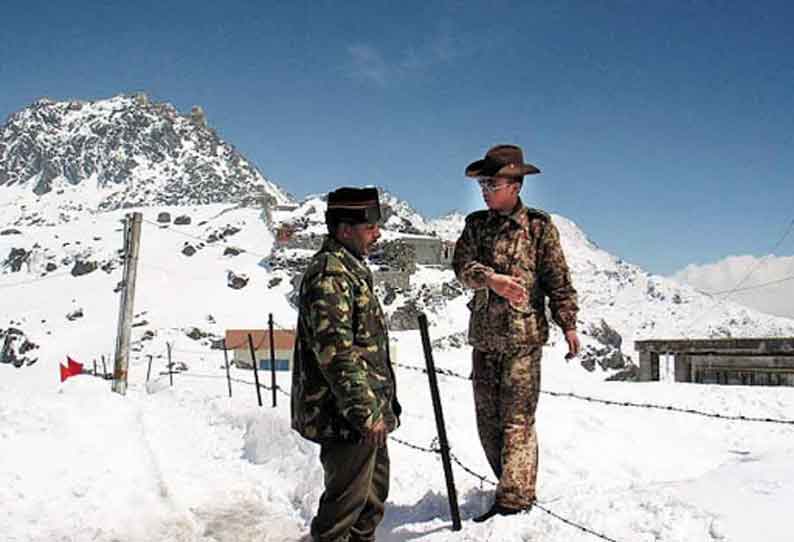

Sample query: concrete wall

[675,354,692,383]
[402,237,442,265]
[635,338,794,386]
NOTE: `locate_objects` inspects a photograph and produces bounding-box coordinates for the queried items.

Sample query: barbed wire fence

[391,361,794,425]
[153,351,630,541]
[143,334,794,542]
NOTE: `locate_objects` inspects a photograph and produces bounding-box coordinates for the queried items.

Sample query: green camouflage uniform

[453,198,577,509]
[292,235,400,542]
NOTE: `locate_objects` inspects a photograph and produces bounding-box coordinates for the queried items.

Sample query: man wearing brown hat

[291,187,401,542]
[453,144,580,522]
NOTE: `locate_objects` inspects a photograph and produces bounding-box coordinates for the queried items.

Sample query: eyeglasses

[477,178,516,193]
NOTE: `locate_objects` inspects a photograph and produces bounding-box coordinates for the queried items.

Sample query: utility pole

[112,212,142,395]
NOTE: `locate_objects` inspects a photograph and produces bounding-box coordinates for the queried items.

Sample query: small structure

[634,338,794,386]
[440,241,455,266]
[374,270,411,290]
[399,235,447,266]
[225,329,296,371]
[276,224,295,246]
[190,105,207,128]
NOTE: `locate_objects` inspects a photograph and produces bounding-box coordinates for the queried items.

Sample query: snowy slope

[3,323,794,542]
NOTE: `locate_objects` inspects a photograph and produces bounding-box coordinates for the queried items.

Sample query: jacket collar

[321,235,372,283]
[486,197,529,230]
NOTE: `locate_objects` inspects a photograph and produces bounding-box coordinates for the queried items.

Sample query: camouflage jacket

[291,236,401,443]
[453,199,578,352]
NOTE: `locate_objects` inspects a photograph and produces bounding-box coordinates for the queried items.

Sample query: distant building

[398,235,452,267]
[440,240,455,266]
[634,338,794,386]
[373,270,411,290]
[225,329,296,371]
[276,224,295,246]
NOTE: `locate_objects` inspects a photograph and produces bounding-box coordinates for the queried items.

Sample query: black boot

[472,503,528,523]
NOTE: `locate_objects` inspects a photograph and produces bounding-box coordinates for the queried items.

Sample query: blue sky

[2,0,793,275]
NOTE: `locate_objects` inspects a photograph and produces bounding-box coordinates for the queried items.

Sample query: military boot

[472,503,531,523]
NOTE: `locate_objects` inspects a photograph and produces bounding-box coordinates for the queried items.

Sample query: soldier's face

[341,223,381,256]
[479,176,520,212]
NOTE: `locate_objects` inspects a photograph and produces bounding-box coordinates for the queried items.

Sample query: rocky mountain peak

[0,94,291,216]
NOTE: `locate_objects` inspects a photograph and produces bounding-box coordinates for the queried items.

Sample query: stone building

[634,338,794,386]
[397,235,452,267]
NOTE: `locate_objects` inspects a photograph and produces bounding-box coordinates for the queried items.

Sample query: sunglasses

[477,177,517,193]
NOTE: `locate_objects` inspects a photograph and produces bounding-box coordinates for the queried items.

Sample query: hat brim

[465,159,540,178]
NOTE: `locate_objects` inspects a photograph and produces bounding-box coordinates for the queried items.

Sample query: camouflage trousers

[472,346,542,509]
[310,440,389,542]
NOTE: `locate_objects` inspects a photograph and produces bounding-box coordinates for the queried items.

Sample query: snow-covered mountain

[0,94,291,226]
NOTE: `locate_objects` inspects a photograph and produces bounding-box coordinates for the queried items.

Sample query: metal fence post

[167,342,174,387]
[223,339,233,398]
[268,314,277,407]
[248,333,263,407]
[418,312,462,531]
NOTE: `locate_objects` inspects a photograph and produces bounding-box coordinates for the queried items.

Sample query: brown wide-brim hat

[465,144,540,178]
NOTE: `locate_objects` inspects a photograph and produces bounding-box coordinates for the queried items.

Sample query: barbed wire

[532,502,621,542]
[702,272,794,295]
[390,437,620,541]
[684,217,794,335]
[391,361,794,425]
[389,435,440,454]
[162,369,291,396]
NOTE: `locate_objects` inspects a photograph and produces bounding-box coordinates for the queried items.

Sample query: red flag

[67,356,83,375]
[60,356,84,382]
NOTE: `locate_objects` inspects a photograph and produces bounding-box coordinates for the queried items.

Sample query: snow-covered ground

[3,328,794,542]
[3,198,794,542]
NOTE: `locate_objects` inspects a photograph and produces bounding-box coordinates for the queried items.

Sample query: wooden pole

[268,314,277,408]
[146,355,153,382]
[167,342,174,387]
[248,333,263,407]
[418,312,461,531]
[223,339,233,398]
[112,212,142,395]
[102,355,108,379]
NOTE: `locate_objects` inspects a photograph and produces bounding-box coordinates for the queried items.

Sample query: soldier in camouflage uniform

[292,186,401,542]
[452,145,580,523]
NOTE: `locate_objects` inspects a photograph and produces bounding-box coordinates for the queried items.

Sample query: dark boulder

[223,246,243,256]
[71,260,98,277]
[227,271,249,290]
[66,308,84,321]
[388,301,421,331]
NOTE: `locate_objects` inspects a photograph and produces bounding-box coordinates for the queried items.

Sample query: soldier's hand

[364,418,388,448]
[486,273,528,306]
[564,329,580,359]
